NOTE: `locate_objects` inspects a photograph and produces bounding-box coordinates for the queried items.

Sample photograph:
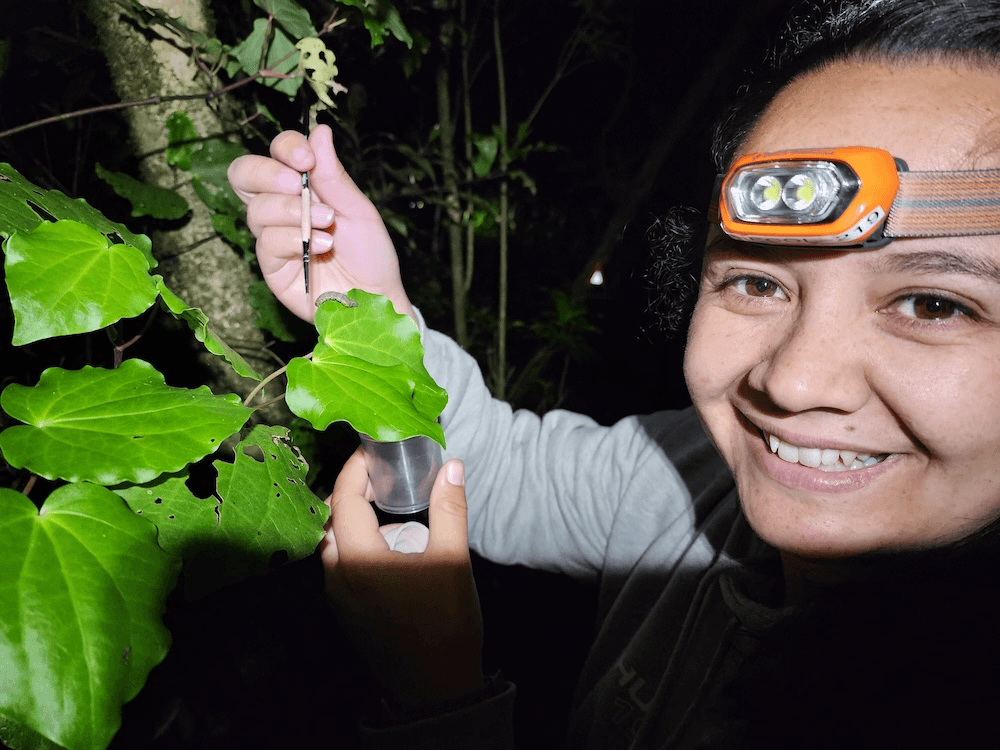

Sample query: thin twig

[0,50,302,140]
[21,475,37,497]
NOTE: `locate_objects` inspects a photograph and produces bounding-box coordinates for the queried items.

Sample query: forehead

[738,59,1000,172]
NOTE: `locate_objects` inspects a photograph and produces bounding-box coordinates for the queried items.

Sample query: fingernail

[445,460,465,487]
[291,146,311,166]
[311,204,335,226]
[312,231,334,251]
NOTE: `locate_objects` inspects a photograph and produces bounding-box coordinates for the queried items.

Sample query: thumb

[426,459,470,558]
[308,125,376,219]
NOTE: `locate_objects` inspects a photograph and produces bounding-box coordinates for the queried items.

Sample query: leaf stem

[244,352,313,408]
[243,364,287,408]
[21,475,38,497]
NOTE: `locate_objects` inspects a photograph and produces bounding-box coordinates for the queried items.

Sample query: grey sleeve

[422,324,690,580]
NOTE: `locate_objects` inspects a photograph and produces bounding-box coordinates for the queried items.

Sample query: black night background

[1,1,797,746]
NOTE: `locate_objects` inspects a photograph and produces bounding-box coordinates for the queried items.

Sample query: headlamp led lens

[783,174,816,211]
[726,160,859,225]
[750,176,782,211]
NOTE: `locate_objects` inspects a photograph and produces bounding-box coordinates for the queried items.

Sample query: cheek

[684,301,754,405]
[888,352,1000,457]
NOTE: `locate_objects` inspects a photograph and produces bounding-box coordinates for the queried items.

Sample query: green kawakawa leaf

[94,163,189,220]
[228,18,302,97]
[285,290,447,446]
[0,484,179,750]
[115,425,328,599]
[3,219,160,346]
[154,277,263,381]
[165,111,199,171]
[253,0,317,39]
[0,359,251,485]
[335,0,413,48]
[0,163,155,268]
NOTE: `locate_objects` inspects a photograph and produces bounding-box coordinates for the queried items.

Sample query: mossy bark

[87,0,287,421]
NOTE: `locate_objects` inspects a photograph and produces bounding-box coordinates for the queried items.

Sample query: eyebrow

[870,249,1000,285]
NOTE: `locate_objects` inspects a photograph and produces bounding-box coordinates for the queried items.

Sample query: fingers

[308,126,382,222]
[228,154,303,204]
[426,460,470,559]
[245,192,335,238]
[328,449,387,559]
[255,227,333,275]
[269,129,315,171]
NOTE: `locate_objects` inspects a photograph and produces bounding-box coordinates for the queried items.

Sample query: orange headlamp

[717,146,1000,247]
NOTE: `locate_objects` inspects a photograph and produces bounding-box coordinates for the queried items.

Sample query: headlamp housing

[719,147,901,246]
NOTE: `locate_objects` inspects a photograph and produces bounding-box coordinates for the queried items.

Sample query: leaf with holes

[0,484,179,750]
[285,290,447,446]
[113,473,220,563]
[3,219,159,346]
[155,277,262,381]
[115,426,328,599]
[0,359,251,485]
[0,162,154,267]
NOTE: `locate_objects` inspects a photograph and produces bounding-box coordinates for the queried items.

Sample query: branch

[0,59,301,140]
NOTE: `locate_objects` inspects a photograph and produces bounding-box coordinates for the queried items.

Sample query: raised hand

[320,450,484,712]
[228,125,414,322]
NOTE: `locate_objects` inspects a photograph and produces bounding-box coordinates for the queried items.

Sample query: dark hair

[648,0,1000,334]
[712,0,1000,170]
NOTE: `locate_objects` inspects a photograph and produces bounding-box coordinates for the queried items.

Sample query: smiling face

[684,58,1000,561]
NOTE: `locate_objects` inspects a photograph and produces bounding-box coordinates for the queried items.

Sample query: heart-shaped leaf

[4,220,159,345]
[115,426,328,598]
[0,163,154,268]
[285,290,447,446]
[0,484,179,750]
[0,359,251,485]
[155,277,262,380]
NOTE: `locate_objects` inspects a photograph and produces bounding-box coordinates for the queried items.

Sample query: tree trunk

[87,0,285,419]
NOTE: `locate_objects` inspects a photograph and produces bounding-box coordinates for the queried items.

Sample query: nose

[746,308,872,414]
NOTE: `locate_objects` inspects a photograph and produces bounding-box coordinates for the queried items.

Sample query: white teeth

[797,447,822,468]
[765,432,886,472]
[777,441,799,463]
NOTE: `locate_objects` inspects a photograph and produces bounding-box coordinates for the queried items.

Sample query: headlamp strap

[887,169,1000,238]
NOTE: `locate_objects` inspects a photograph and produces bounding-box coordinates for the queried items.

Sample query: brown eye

[914,296,955,319]
[901,295,968,321]
[737,277,780,297]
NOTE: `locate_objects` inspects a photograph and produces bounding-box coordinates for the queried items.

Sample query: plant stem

[493,0,510,400]
[436,10,468,349]
[0,55,299,140]
[21,475,37,497]
[243,364,289,408]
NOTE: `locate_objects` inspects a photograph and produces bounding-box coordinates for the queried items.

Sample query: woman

[229,1,1000,746]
